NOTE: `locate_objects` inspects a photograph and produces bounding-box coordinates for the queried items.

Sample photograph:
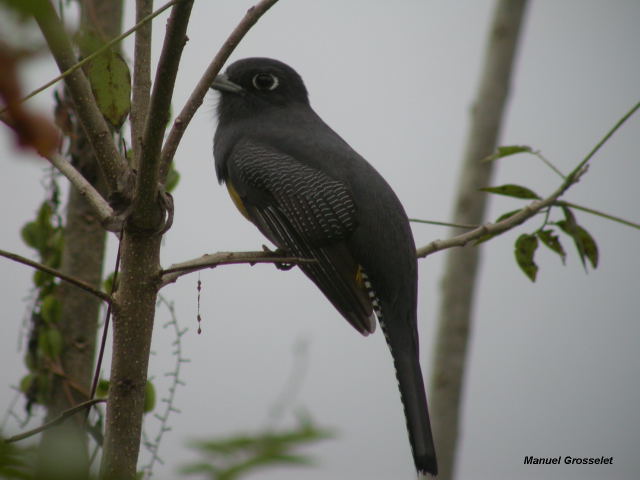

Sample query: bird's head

[211,57,310,122]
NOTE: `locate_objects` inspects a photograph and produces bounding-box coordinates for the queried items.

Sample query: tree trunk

[99,232,161,479]
[37,2,123,479]
[429,1,528,479]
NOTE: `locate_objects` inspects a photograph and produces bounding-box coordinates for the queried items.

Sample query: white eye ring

[252,73,279,91]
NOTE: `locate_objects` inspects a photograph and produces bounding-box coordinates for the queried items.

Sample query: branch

[419,98,640,259]
[409,218,478,229]
[45,152,119,229]
[159,0,281,180]
[160,251,315,287]
[130,0,155,166]
[575,100,640,173]
[134,0,194,227]
[33,2,133,202]
[0,248,111,303]
[5,398,106,443]
[555,201,640,230]
[417,166,586,258]
[1,0,178,115]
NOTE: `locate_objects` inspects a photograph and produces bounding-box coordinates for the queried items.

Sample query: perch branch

[160,250,314,287]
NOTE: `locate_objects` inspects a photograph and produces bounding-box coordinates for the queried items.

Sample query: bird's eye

[252,73,279,91]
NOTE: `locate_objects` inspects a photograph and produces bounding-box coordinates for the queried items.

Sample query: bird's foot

[262,245,295,271]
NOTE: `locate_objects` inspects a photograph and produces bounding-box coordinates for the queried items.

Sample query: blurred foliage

[78,29,131,130]
[181,414,334,480]
[479,145,601,282]
[0,438,36,479]
[19,180,64,412]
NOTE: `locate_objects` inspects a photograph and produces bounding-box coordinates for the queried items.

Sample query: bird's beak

[210,74,244,94]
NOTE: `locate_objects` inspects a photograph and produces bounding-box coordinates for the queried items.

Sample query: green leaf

[46,229,64,269]
[496,209,522,222]
[0,436,36,479]
[20,221,41,250]
[144,380,156,413]
[19,374,35,394]
[480,184,541,200]
[183,416,334,478]
[38,327,63,359]
[103,272,116,293]
[165,164,181,193]
[514,233,539,281]
[96,379,110,398]
[40,295,60,324]
[557,219,598,269]
[557,206,598,270]
[33,269,54,289]
[576,225,598,269]
[22,202,56,255]
[36,201,53,228]
[86,48,131,129]
[537,229,566,264]
[482,145,533,162]
[0,0,51,20]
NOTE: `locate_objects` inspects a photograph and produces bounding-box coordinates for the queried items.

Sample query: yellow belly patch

[226,181,250,220]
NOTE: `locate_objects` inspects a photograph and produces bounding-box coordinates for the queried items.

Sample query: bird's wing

[225,139,376,335]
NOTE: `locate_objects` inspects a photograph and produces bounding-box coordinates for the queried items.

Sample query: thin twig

[130,0,155,166]
[0,115,119,230]
[33,1,133,200]
[416,167,587,258]
[557,201,640,230]
[87,227,124,415]
[417,99,640,258]
[1,0,179,114]
[0,248,111,302]
[5,398,106,443]
[160,251,314,287]
[159,0,281,180]
[575,100,640,173]
[46,152,116,226]
[409,218,478,229]
[135,0,194,222]
[533,150,565,179]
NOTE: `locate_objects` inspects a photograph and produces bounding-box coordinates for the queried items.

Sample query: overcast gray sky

[1,1,639,479]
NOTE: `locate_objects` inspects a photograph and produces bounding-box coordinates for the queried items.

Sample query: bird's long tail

[385,329,438,476]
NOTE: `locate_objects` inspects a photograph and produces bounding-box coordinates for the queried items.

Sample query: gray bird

[210,57,437,476]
